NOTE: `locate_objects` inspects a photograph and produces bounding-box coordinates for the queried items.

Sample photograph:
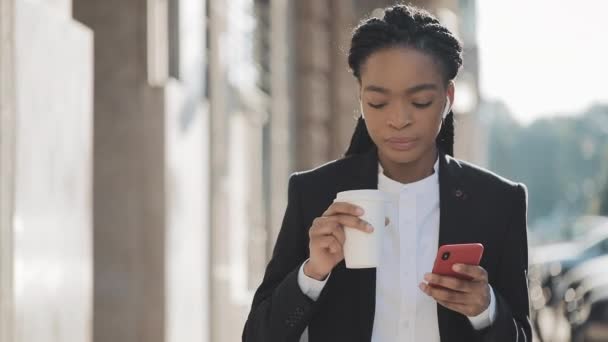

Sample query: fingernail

[366,224,374,232]
[419,283,426,292]
[424,274,431,282]
[356,207,364,215]
[452,264,461,271]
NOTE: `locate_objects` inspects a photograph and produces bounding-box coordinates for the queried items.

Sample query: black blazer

[243,148,532,342]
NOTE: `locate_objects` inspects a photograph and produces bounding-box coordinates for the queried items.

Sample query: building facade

[0,1,480,342]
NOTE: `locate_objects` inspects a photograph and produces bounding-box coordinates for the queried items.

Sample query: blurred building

[2,0,209,341]
[211,1,482,341]
[0,1,481,342]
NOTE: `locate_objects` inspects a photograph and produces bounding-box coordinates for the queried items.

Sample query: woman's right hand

[304,202,373,280]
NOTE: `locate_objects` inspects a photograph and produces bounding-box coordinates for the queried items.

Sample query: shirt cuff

[297,259,330,301]
[468,285,497,330]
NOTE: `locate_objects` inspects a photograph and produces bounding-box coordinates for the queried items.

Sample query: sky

[476,1,608,124]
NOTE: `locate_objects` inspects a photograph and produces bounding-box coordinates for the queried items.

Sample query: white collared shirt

[298,157,496,341]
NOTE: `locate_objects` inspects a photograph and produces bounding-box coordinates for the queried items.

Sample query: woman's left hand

[419,264,490,317]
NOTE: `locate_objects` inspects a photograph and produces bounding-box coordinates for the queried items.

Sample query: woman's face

[359,47,454,165]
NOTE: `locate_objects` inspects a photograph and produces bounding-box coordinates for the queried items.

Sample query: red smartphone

[431,243,484,284]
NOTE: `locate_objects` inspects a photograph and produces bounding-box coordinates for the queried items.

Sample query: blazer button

[454,189,467,199]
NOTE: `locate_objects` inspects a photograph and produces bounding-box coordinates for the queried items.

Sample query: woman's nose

[388,103,412,129]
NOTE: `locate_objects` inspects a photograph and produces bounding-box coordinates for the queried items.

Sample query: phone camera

[442,252,450,260]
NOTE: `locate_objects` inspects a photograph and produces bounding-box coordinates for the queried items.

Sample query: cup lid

[335,189,387,202]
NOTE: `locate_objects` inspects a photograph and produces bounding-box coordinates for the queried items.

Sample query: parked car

[531,224,608,307]
[570,286,608,342]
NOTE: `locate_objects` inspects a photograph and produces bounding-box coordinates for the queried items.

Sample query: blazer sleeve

[477,183,533,341]
[242,173,317,342]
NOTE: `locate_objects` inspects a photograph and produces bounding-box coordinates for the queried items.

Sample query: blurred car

[569,285,608,342]
[530,222,608,308]
[560,262,608,325]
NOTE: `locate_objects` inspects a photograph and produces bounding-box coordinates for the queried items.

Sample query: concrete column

[2,0,95,341]
[207,2,232,342]
[294,0,333,170]
[164,79,209,342]
[452,0,484,164]
[208,0,262,340]
[0,0,16,341]
[9,1,94,342]
[329,0,359,159]
[163,1,209,342]
[16,0,73,16]
[208,0,295,340]
[267,0,294,254]
[73,1,167,342]
[295,0,400,167]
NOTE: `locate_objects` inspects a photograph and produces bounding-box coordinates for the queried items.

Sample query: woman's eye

[368,103,387,109]
[413,102,432,108]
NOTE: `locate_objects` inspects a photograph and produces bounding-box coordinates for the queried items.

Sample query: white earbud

[360,102,366,119]
[442,97,451,119]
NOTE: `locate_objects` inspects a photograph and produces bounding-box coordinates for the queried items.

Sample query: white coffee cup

[334,189,386,269]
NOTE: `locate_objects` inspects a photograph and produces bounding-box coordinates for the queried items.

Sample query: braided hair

[345,4,462,157]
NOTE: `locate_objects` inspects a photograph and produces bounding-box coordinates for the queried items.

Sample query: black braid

[345,4,462,157]
[437,112,455,156]
[344,116,373,156]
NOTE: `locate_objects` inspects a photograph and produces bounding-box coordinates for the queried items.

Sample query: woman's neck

[378,147,438,184]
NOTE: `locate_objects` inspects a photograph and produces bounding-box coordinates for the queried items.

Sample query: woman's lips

[386,137,418,151]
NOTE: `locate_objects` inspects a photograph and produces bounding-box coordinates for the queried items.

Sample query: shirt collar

[378,156,440,195]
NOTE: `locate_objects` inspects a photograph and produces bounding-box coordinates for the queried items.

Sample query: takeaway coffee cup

[334,189,386,269]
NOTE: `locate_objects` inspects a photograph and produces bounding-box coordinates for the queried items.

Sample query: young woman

[243,4,531,342]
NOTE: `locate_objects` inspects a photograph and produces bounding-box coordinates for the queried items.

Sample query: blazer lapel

[437,152,467,247]
[338,148,379,340]
[339,148,379,191]
[436,153,476,341]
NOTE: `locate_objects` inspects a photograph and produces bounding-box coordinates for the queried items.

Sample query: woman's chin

[379,147,420,165]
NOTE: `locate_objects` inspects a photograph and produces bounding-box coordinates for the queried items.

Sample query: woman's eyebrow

[363,83,438,95]
[405,83,438,94]
[363,85,390,94]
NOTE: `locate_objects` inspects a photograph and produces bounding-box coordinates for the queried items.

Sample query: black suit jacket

[243,148,532,342]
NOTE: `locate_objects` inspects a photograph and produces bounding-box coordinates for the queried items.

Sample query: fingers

[311,235,342,254]
[333,214,373,232]
[452,264,488,282]
[323,202,364,217]
[310,218,346,245]
[419,282,469,305]
[420,279,491,317]
[423,273,473,293]
[331,226,346,246]
[312,214,372,234]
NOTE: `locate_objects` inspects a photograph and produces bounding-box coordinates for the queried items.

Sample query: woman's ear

[441,97,452,119]
[447,80,455,112]
[440,81,455,120]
